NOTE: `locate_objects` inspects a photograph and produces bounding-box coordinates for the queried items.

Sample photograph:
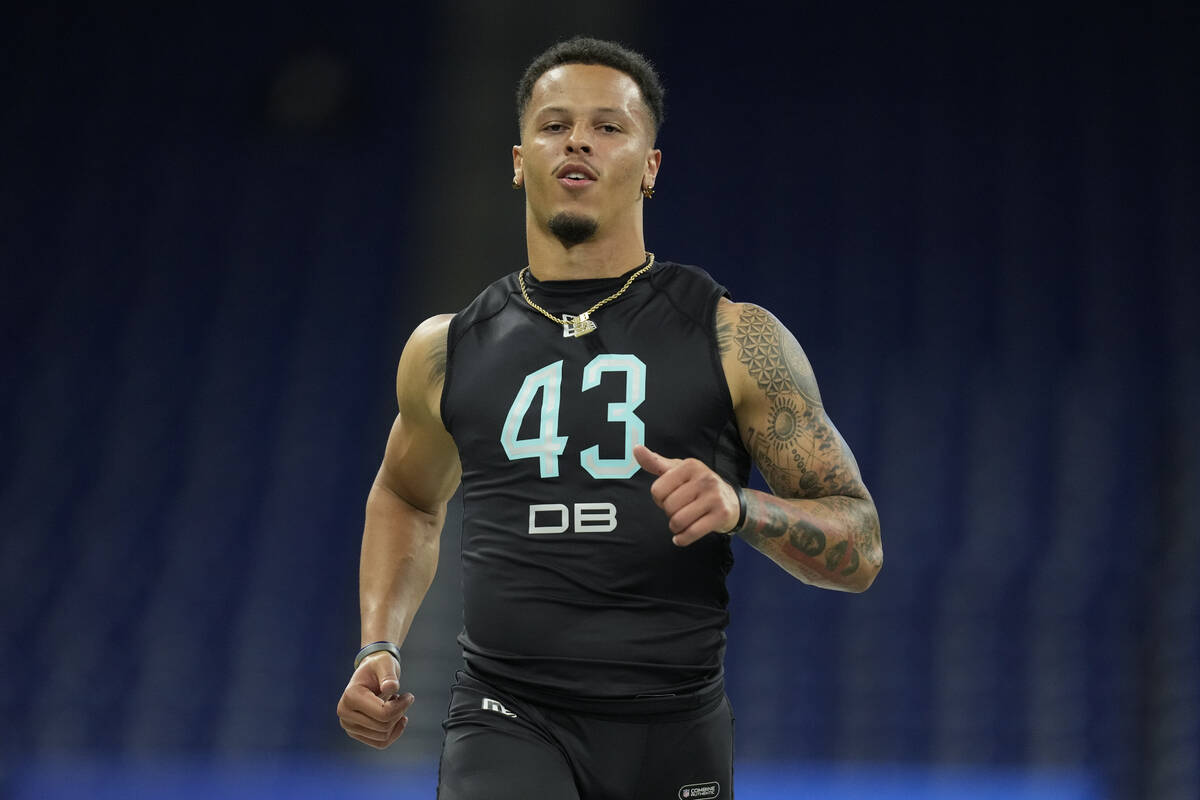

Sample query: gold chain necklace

[518,252,655,338]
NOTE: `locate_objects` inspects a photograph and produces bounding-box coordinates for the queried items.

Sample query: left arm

[637,298,881,592]
[718,299,881,591]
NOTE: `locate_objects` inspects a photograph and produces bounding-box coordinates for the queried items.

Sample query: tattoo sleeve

[728,304,882,590]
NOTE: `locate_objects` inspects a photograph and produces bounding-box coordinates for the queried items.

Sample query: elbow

[839,516,882,592]
[851,537,883,592]
[850,506,882,592]
[850,554,882,592]
[366,480,445,538]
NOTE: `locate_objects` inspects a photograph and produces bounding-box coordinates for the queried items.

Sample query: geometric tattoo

[734,306,819,404]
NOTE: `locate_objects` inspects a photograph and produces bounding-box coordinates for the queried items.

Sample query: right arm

[337,314,461,750]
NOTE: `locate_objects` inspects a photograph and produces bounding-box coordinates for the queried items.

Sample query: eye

[543,123,567,132]
[599,124,621,134]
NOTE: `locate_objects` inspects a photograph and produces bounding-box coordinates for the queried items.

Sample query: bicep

[721,302,867,501]
[375,410,461,513]
[375,317,462,513]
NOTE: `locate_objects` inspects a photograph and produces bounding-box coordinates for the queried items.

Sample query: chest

[444,295,730,483]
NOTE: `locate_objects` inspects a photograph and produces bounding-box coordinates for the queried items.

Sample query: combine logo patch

[678,782,720,798]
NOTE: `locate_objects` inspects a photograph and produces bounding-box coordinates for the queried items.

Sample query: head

[516,37,665,140]
[512,38,665,249]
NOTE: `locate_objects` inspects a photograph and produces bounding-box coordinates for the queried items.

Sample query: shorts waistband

[461,668,726,722]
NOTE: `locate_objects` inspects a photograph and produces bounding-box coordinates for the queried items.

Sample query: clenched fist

[336,651,414,750]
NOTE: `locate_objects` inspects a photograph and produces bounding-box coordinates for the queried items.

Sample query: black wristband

[733,487,748,532]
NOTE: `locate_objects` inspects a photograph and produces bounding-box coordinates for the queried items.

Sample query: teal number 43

[500,354,647,479]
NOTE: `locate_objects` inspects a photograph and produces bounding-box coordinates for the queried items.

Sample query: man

[336,37,881,798]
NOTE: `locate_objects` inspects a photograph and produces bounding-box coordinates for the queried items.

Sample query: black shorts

[437,671,734,800]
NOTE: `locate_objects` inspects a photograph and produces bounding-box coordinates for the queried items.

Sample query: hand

[336,651,414,750]
[633,444,741,546]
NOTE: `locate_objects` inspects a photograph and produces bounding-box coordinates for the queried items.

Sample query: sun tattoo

[766,396,800,443]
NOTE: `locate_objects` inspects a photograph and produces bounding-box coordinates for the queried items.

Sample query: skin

[337,63,881,750]
[513,63,661,280]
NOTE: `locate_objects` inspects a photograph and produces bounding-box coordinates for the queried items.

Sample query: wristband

[732,487,748,532]
[354,641,402,671]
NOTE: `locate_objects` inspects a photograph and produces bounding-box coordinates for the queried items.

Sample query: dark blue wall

[2,4,1196,800]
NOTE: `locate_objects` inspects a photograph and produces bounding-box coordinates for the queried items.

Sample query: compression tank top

[441,259,751,711]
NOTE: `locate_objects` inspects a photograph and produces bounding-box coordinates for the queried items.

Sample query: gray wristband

[354,641,402,671]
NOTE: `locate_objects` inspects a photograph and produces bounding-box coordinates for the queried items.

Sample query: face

[513,64,661,241]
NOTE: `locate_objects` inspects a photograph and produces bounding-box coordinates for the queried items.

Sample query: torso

[440,260,750,710]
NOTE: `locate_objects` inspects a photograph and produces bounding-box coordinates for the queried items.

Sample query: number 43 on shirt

[500,354,646,480]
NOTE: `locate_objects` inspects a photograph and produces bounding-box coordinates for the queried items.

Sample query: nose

[565,125,592,154]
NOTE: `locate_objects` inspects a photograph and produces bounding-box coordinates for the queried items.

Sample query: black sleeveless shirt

[441,259,751,714]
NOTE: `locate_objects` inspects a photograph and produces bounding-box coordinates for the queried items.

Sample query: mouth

[556,163,597,188]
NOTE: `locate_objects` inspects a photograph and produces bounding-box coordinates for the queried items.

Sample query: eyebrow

[535,106,631,117]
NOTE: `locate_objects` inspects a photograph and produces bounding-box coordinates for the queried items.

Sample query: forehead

[528,63,648,120]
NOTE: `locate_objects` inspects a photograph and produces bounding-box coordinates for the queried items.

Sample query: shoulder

[448,271,522,347]
[397,314,454,417]
[648,260,728,300]
[402,314,454,370]
[715,299,821,409]
[714,298,788,335]
[644,260,731,335]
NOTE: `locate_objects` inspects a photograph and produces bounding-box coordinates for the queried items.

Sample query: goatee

[548,212,598,248]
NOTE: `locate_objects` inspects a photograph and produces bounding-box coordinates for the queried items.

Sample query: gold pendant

[561,312,597,338]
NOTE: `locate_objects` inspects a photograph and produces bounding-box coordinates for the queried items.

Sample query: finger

[376,670,401,701]
[339,707,394,734]
[659,480,702,518]
[344,716,408,750]
[673,509,730,547]
[648,460,702,506]
[633,444,679,477]
[386,693,416,718]
[344,681,409,715]
[380,715,410,748]
[377,692,415,718]
[362,652,402,699]
[339,700,406,733]
[343,686,414,721]
[665,495,713,536]
[341,717,397,743]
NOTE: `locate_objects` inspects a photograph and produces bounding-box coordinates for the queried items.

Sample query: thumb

[371,654,401,699]
[633,444,677,476]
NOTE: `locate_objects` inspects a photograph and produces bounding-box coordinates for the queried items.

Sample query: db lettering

[528,502,617,534]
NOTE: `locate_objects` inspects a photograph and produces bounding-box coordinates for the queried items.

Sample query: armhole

[707,292,752,489]
[653,264,735,418]
[439,313,462,434]
[706,292,737,426]
[438,278,521,434]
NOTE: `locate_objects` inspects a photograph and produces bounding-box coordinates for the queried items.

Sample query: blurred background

[1,1,1196,798]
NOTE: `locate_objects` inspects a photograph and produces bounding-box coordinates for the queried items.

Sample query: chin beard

[548,212,599,248]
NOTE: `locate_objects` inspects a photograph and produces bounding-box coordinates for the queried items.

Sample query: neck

[525,214,648,281]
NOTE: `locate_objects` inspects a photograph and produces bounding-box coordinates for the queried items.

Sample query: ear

[643,148,662,190]
[512,144,523,185]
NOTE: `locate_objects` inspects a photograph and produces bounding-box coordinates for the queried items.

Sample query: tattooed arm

[716,299,882,592]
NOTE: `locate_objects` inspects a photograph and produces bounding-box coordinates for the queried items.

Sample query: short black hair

[516,37,665,137]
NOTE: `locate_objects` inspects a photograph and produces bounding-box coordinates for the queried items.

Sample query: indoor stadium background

[1,3,1196,799]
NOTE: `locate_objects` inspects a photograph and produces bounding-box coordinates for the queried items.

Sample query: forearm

[736,488,882,592]
[359,481,444,646]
